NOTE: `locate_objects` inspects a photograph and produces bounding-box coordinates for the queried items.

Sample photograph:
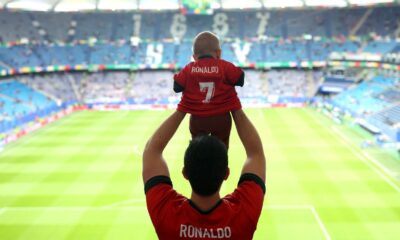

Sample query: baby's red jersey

[145,174,265,240]
[174,57,244,116]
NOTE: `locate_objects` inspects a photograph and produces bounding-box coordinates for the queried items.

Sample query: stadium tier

[0,80,59,132]
[0,6,399,42]
[0,5,399,142]
[368,105,400,141]
[0,68,325,135]
[19,74,80,102]
[0,39,398,71]
[331,75,398,116]
[0,6,399,72]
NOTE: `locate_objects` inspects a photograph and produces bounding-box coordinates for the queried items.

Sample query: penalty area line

[0,203,332,240]
[265,205,331,240]
[331,127,400,193]
[132,144,141,156]
[308,205,331,240]
[304,109,400,193]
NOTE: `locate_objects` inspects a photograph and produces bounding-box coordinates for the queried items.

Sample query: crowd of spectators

[83,72,130,102]
[7,69,321,105]
[0,6,399,71]
[332,75,399,117]
[266,70,322,97]
[1,6,399,43]
[19,74,79,102]
[0,81,55,121]
[1,39,398,71]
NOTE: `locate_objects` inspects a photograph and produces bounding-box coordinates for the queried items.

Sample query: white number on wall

[212,13,229,38]
[170,14,187,40]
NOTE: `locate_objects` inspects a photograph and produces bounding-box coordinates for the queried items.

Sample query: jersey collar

[198,55,215,59]
[188,199,223,215]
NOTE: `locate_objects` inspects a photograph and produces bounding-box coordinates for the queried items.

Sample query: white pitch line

[1,203,332,240]
[304,109,400,193]
[265,204,331,240]
[332,127,396,176]
[331,127,400,193]
[132,145,141,155]
[308,205,331,240]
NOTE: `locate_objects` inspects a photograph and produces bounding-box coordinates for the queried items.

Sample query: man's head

[183,135,229,196]
[192,31,221,60]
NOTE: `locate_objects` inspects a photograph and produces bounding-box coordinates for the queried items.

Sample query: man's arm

[231,109,266,182]
[173,81,184,93]
[142,111,186,183]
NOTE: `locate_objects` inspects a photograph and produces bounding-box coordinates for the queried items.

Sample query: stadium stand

[83,72,130,103]
[374,89,400,103]
[0,6,399,143]
[0,39,396,69]
[363,40,398,54]
[370,105,400,129]
[129,71,175,102]
[368,105,400,142]
[265,70,322,97]
[331,75,398,116]
[18,74,79,102]
[2,7,391,42]
[356,7,400,37]
[0,80,58,133]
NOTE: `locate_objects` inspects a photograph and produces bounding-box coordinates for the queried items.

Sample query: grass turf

[0,108,399,240]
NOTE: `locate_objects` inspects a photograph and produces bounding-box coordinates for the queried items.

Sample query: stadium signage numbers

[179,224,232,238]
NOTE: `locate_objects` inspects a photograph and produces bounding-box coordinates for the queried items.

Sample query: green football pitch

[0,108,399,240]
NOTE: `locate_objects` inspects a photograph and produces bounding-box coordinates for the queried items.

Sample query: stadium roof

[0,0,398,12]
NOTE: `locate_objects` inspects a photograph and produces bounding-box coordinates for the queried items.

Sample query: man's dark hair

[184,135,228,196]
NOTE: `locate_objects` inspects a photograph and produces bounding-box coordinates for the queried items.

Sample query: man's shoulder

[145,176,188,215]
[238,173,266,194]
[224,173,266,202]
[144,175,173,194]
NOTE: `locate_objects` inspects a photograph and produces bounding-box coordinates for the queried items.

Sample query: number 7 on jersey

[199,82,215,103]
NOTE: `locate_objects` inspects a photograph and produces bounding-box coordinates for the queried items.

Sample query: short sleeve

[223,61,244,86]
[145,176,178,227]
[173,65,189,88]
[238,173,266,194]
[229,173,265,225]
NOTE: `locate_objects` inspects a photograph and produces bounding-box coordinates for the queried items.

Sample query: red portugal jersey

[145,174,265,240]
[174,57,244,117]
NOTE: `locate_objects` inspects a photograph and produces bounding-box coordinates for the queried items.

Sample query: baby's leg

[190,113,232,148]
